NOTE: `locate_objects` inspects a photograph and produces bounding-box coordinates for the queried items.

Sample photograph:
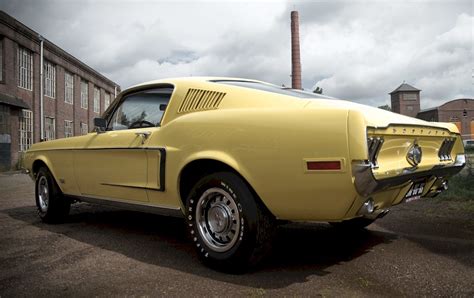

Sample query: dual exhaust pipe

[358,178,449,218]
[357,198,390,220]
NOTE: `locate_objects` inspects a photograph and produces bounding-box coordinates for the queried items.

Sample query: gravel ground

[0,173,473,297]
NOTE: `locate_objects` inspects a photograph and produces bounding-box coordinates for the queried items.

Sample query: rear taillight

[367,137,384,168]
[438,138,455,161]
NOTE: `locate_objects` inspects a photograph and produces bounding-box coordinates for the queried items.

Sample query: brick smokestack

[291,10,302,90]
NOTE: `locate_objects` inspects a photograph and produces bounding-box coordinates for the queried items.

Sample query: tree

[378,104,391,111]
[313,86,323,94]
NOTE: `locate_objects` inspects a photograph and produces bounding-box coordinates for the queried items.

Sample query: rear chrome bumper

[353,154,466,197]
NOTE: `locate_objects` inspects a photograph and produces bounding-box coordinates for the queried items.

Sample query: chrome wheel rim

[195,187,241,252]
[37,176,49,212]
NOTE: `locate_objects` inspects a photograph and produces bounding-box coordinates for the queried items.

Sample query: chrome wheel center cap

[208,206,229,233]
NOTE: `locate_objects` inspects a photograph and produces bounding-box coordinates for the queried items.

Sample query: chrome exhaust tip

[358,198,375,216]
[440,180,448,191]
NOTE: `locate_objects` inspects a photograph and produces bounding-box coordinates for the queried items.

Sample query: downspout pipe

[39,35,44,141]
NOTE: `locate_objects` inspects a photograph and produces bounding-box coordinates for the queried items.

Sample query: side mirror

[159,104,167,111]
[94,117,107,133]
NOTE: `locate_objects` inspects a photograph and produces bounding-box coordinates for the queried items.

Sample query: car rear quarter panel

[160,106,358,221]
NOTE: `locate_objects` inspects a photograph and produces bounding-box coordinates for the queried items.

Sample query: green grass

[464,147,474,154]
[438,173,474,201]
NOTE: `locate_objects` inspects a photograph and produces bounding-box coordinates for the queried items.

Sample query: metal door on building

[0,104,11,171]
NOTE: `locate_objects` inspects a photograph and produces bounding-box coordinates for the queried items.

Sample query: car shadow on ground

[3,203,396,289]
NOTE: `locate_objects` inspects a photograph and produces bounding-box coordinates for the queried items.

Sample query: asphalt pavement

[0,173,473,296]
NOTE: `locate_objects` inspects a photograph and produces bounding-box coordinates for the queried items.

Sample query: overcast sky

[2,0,472,108]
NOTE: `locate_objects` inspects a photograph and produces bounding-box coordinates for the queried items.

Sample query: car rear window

[210,80,334,100]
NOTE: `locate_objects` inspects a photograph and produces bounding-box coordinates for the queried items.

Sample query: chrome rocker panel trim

[353,154,466,197]
[65,194,183,218]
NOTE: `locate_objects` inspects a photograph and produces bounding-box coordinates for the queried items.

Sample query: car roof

[127,77,267,90]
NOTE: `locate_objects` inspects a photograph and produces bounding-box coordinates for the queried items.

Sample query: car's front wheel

[35,167,70,223]
[185,172,275,272]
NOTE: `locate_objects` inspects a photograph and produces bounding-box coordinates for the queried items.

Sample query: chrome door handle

[135,131,151,144]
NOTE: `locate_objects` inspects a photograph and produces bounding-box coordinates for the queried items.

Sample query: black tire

[330,217,375,230]
[185,172,275,273]
[35,167,70,223]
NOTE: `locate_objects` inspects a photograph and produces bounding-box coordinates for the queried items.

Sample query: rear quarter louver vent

[177,89,226,113]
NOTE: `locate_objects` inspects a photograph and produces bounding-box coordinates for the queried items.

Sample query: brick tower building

[390,83,421,118]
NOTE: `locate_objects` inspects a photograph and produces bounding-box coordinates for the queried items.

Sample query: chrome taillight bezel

[438,138,455,161]
[367,136,384,169]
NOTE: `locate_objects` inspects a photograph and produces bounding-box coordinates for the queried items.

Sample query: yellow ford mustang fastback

[23,77,466,271]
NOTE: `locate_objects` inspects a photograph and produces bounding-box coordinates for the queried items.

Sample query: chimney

[291,10,302,90]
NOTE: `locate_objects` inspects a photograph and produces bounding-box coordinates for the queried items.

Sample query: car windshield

[211,80,334,100]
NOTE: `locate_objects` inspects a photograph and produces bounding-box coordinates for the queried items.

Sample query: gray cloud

[2,0,472,108]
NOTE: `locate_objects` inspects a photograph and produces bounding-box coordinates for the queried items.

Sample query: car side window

[108,88,172,131]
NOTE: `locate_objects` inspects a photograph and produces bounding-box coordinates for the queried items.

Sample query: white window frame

[80,122,88,135]
[93,87,100,114]
[19,109,33,152]
[0,38,3,82]
[64,120,73,138]
[17,46,33,90]
[65,72,74,104]
[81,80,88,109]
[44,117,56,141]
[44,60,56,98]
[104,92,111,110]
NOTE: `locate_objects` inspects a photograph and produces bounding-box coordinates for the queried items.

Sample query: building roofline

[438,98,474,108]
[417,98,474,114]
[389,82,421,94]
[417,107,437,113]
[0,10,120,89]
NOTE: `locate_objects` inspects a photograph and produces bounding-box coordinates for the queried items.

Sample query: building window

[65,72,74,104]
[80,122,88,135]
[17,46,33,90]
[104,92,111,110]
[81,80,88,109]
[93,87,100,113]
[44,60,56,98]
[19,109,33,151]
[0,38,3,82]
[0,105,10,134]
[44,117,55,141]
[406,105,414,111]
[64,120,73,138]
[403,93,417,101]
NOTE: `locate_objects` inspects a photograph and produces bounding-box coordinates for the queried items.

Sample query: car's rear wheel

[330,217,375,230]
[185,172,275,273]
[35,167,70,223]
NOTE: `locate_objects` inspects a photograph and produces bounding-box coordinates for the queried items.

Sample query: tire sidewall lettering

[186,175,247,261]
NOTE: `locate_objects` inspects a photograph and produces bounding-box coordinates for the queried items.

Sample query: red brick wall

[437,99,474,140]
[391,91,420,118]
[0,18,119,170]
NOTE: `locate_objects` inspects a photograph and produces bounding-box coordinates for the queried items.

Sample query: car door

[74,87,172,203]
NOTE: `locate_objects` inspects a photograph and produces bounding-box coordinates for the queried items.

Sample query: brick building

[0,11,120,170]
[417,98,474,140]
[390,82,421,118]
